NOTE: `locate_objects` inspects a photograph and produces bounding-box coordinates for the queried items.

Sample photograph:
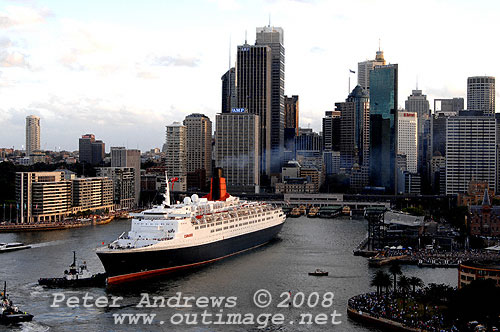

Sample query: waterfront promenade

[0,212,130,232]
[367,248,500,267]
[348,292,456,332]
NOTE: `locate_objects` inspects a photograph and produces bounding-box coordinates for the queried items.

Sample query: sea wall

[347,307,421,332]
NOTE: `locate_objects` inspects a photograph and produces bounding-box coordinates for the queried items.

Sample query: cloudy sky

[0,0,498,152]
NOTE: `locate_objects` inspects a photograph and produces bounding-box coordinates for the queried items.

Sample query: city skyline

[0,0,499,151]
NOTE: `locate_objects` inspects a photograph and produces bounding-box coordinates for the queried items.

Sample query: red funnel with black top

[203,168,230,201]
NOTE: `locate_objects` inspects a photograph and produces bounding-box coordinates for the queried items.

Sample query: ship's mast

[164,170,170,206]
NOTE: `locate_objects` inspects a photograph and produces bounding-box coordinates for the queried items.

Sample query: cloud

[0,36,12,47]
[136,71,159,80]
[310,46,326,54]
[0,50,29,67]
[0,5,51,29]
[151,55,200,67]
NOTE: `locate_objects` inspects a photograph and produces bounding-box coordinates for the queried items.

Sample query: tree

[389,262,402,293]
[380,271,392,295]
[371,270,388,296]
[398,275,411,294]
[398,275,411,308]
[409,276,424,294]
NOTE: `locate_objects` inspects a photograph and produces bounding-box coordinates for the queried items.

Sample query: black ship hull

[97,223,284,284]
[0,313,34,324]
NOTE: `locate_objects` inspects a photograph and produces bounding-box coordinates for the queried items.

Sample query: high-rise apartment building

[405,89,430,175]
[369,64,398,194]
[25,115,40,157]
[165,122,187,191]
[256,25,285,174]
[215,111,260,193]
[337,85,370,172]
[183,114,212,189]
[79,134,105,165]
[284,95,299,136]
[445,116,496,195]
[236,43,271,176]
[322,111,341,152]
[467,76,495,115]
[397,111,418,173]
[111,147,141,204]
[221,67,236,113]
[357,48,386,91]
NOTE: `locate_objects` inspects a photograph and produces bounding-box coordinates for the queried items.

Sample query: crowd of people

[378,248,500,267]
[348,292,458,332]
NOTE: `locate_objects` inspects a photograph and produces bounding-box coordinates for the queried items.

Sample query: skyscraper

[322,111,341,152]
[165,122,187,191]
[397,111,418,173]
[255,25,285,174]
[183,113,212,189]
[405,89,430,175]
[369,64,398,194]
[215,111,260,193]
[79,134,105,165]
[357,48,386,91]
[337,85,370,172]
[236,42,271,176]
[111,147,141,205]
[446,115,496,194]
[25,115,40,157]
[221,67,236,113]
[467,76,495,115]
[284,95,299,135]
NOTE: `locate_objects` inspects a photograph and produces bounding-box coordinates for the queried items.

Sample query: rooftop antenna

[416,75,419,90]
[378,38,381,51]
[268,13,271,27]
[244,30,247,44]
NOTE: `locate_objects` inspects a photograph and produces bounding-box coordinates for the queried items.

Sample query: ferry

[0,243,31,253]
[97,169,286,285]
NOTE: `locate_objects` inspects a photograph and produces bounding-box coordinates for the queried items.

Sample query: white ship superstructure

[97,169,286,284]
[108,194,285,251]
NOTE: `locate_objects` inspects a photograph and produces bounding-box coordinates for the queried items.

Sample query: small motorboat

[38,251,106,287]
[0,243,31,253]
[309,269,328,276]
[0,282,33,324]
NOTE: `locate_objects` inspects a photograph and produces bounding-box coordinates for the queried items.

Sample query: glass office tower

[369,64,398,194]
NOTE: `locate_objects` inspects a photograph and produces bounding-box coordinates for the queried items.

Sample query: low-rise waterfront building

[72,177,113,213]
[16,171,71,223]
[459,261,500,289]
[469,189,500,237]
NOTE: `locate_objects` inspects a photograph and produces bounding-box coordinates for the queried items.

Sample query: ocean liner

[97,169,286,285]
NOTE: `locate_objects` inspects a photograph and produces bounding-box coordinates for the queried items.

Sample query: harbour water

[0,216,456,331]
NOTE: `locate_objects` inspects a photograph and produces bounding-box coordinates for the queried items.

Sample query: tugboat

[308,269,328,276]
[38,252,106,287]
[0,282,33,324]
